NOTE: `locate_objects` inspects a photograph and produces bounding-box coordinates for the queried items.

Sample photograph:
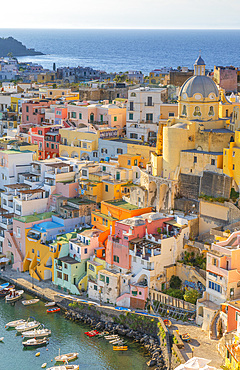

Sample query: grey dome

[179,75,219,99]
[195,56,205,65]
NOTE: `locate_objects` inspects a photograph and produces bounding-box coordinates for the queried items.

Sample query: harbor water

[0,286,149,369]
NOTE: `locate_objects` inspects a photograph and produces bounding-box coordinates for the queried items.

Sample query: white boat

[22,299,39,306]
[22,337,49,348]
[22,327,51,338]
[5,319,26,328]
[0,282,9,290]
[54,352,79,363]
[16,320,40,333]
[47,365,79,370]
[5,289,24,303]
[45,301,56,307]
[0,337,4,341]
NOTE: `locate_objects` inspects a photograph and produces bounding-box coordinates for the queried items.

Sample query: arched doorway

[60,150,69,157]
[45,257,52,268]
[6,251,14,265]
[90,113,94,123]
[71,151,79,158]
[44,269,52,280]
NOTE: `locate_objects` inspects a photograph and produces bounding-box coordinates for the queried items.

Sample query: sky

[3,0,240,29]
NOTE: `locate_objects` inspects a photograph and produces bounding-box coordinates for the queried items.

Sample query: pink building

[22,100,54,125]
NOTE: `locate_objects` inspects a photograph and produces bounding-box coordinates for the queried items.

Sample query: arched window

[182,105,187,116]
[208,106,214,116]
[130,92,136,97]
[193,106,201,117]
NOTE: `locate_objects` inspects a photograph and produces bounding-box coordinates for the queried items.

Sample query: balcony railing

[144,103,154,106]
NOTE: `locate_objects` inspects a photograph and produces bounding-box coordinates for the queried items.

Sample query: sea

[0,283,149,370]
[0,29,239,74]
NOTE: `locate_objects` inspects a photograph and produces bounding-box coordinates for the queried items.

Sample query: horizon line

[0,27,240,30]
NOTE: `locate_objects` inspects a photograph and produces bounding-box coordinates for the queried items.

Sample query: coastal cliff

[0,37,44,56]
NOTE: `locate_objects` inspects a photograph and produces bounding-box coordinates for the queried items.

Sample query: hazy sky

[3,0,240,29]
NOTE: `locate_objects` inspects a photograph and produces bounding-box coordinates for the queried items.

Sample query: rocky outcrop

[0,37,44,56]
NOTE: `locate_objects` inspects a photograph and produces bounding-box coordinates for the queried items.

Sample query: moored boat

[181,333,191,342]
[22,327,51,338]
[16,318,40,333]
[45,301,56,307]
[0,285,15,297]
[47,307,60,313]
[22,299,39,306]
[113,345,128,351]
[22,337,49,348]
[54,352,79,363]
[5,289,24,303]
[5,319,26,328]
[46,365,79,370]
[0,282,9,290]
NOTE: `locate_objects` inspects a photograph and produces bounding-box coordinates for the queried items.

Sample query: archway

[44,269,52,280]
[45,257,52,268]
[6,251,14,264]
[148,181,157,206]
[81,153,90,160]
[137,274,148,286]
[60,150,69,157]
[159,183,169,211]
[71,151,79,158]
[198,306,203,317]
[90,113,94,123]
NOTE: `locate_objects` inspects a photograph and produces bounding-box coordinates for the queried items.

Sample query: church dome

[195,55,205,65]
[179,75,219,100]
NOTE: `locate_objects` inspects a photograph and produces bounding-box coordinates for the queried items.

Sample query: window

[94,217,96,221]
[169,112,174,117]
[82,169,87,176]
[226,109,229,117]
[93,152,98,157]
[17,227,21,237]
[211,159,215,166]
[100,274,105,282]
[130,133,138,139]
[127,160,131,165]
[37,250,40,257]
[182,105,187,116]
[84,248,87,254]
[105,184,108,192]
[129,113,133,120]
[57,271,62,279]
[233,164,235,170]
[146,113,153,122]
[208,280,222,293]
[130,92,136,97]
[71,112,76,118]
[100,114,103,122]
[193,106,201,117]
[113,255,119,263]
[82,142,87,149]
[132,290,137,296]
[63,273,68,281]
[79,113,82,119]
[213,258,218,267]
[26,106,29,112]
[46,142,49,148]
[139,291,142,295]
[147,96,153,106]
[106,277,109,284]
[32,249,34,254]
[194,156,197,163]
[38,130,42,135]
[209,106,214,116]
[129,102,134,110]
[114,116,117,122]
[117,148,123,154]
[8,240,12,248]
[233,151,235,157]
[26,115,29,121]
[88,264,95,272]
[94,285,98,291]
[134,159,138,165]
[51,143,54,149]
[64,263,67,269]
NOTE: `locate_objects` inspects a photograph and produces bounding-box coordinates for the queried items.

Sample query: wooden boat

[22,337,49,348]
[163,319,172,328]
[109,337,120,343]
[54,352,79,363]
[111,339,125,345]
[22,299,39,306]
[181,333,191,342]
[47,307,60,313]
[45,301,56,307]
[5,289,24,303]
[113,345,128,351]
[16,319,40,333]
[5,319,26,328]
[47,365,79,370]
[104,334,119,340]
[22,327,51,338]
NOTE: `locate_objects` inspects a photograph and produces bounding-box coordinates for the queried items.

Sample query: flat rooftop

[105,199,144,210]
[58,255,79,265]
[15,211,57,223]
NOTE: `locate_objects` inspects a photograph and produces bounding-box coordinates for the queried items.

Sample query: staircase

[34,267,42,281]
[210,309,221,340]
[8,232,24,261]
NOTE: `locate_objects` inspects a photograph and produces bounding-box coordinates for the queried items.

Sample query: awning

[165,220,182,228]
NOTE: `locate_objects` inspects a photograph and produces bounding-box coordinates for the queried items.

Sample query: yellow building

[149,69,170,85]
[37,72,56,83]
[223,129,240,189]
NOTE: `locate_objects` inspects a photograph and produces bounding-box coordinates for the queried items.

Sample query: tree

[169,275,182,289]
[184,289,200,304]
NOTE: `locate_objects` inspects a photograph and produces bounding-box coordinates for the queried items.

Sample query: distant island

[0,37,44,57]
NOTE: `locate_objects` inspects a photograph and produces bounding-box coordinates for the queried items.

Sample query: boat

[181,333,191,342]
[0,282,9,290]
[22,299,39,306]
[45,301,56,307]
[47,307,60,313]
[41,363,47,368]
[0,337,4,341]
[0,285,15,297]
[104,334,119,340]
[163,319,172,328]
[84,330,99,337]
[16,318,40,333]
[54,351,79,363]
[46,365,79,370]
[113,345,128,351]
[22,327,51,338]
[5,319,26,328]
[22,337,49,348]
[5,289,24,303]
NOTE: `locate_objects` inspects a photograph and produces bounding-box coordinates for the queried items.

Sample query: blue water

[0,29,239,74]
[0,289,149,369]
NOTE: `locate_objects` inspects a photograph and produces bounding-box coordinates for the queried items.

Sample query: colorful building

[29,125,60,160]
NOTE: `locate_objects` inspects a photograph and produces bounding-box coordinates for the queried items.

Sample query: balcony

[144,103,154,106]
[88,120,108,125]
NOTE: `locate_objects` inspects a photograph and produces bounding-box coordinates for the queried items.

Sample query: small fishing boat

[22,327,51,338]
[47,307,60,313]
[47,365,79,370]
[84,330,99,337]
[41,363,47,368]
[0,282,9,290]
[181,333,191,342]
[0,285,15,297]
[113,345,128,351]
[5,289,24,303]
[0,337,4,341]
[104,334,119,340]
[45,301,56,307]
[22,299,39,306]
[22,337,49,348]
[16,318,40,333]
[111,339,124,345]
[54,351,79,363]
[109,337,120,344]
[5,319,26,328]
[163,319,172,328]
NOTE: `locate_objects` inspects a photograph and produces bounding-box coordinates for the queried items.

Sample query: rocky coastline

[0,36,44,57]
